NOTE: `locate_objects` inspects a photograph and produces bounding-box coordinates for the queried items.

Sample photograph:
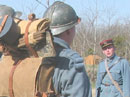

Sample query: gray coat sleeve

[53,49,92,97]
[121,59,130,97]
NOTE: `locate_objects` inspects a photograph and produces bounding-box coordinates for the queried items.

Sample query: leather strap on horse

[24,13,38,57]
[0,15,8,33]
[105,59,124,97]
[9,60,22,97]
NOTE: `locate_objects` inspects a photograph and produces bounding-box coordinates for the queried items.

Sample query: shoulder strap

[101,58,122,81]
[105,59,124,97]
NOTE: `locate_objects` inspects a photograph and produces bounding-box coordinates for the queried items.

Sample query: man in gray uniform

[96,39,130,97]
[43,1,92,97]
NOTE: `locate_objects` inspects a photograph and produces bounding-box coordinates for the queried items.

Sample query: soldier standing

[43,1,92,97]
[96,39,130,97]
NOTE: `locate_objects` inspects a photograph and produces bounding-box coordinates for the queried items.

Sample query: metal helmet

[0,5,22,18]
[43,1,81,35]
[0,16,20,45]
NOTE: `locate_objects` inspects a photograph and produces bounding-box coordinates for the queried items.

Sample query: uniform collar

[54,37,70,49]
[106,53,116,63]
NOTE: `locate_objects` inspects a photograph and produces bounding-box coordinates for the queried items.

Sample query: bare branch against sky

[35,0,47,8]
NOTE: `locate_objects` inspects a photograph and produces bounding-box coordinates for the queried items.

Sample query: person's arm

[96,63,102,97]
[54,53,92,97]
[121,59,130,97]
[54,49,92,97]
[62,63,91,97]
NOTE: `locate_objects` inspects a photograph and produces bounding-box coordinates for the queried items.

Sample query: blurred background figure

[96,39,130,97]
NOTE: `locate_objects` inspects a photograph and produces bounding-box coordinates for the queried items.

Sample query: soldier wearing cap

[96,39,130,97]
[43,1,92,97]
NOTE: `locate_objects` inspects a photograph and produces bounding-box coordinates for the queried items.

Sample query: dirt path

[92,88,96,97]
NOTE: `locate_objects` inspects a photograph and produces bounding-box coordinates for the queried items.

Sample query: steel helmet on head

[0,5,22,18]
[43,1,81,35]
[0,5,22,45]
